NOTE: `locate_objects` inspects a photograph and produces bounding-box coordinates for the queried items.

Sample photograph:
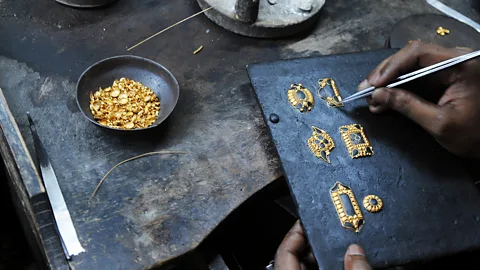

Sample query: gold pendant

[287,84,314,113]
[317,78,344,108]
[339,124,373,159]
[307,126,335,163]
[330,182,364,233]
[363,195,383,213]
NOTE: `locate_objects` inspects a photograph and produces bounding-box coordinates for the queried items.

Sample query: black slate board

[247,50,480,269]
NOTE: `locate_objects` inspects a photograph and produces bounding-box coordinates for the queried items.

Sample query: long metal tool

[427,0,480,33]
[27,113,85,258]
[342,49,480,104]
[343,50,478,102]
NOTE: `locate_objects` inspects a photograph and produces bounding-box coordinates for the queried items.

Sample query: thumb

[370,88,443,135]
[344,244,372,270]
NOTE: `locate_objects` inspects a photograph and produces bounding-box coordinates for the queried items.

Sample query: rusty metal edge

[196,0,323,38]
[0,87,68,269]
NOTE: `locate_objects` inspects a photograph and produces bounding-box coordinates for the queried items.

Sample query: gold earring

[339,124,373,159]
[317,78,344,108]
[307,126,335,163]
[330,182,364,233]
[287,84,314,113]
[363,195,383,213]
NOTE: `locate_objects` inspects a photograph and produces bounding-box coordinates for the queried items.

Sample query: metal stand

[55,0,117,8]
[197,0,325,38]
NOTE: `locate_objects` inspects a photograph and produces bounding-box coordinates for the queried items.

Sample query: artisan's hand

[274,221,316,270]
[343,244,372,270]
[274,221,371,270]
[359,41,480,158]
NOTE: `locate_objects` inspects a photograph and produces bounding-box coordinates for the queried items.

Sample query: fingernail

[347,244,365,257]
[358,79,370,90]
[372,88,383,102]
[370,72,380,85]
[369,105,384,114]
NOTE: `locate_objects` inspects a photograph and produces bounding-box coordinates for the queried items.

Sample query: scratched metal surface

[0,0,477,269]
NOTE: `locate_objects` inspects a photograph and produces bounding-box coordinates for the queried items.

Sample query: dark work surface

[389,14,480,49]
[0,0,478,269]
[0,162,37,270]
[248,50,480,269]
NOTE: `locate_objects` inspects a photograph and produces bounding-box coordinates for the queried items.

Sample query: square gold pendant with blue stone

[339,124,373,159]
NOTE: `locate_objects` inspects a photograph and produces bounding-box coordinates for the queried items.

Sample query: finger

[371,88,444,135]
[304,250,316,266]
[358,79,371,91]
[367,95,383,107]
[344,244,372,270]
[455,46,474,53]
[366,96,374,105]
[369,104,387,113]
[363,56,392,87]
[358,79,381,108]
[274,221,307,270]
[368,41,465,87]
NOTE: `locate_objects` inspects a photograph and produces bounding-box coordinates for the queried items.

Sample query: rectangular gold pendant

[317,78,344,108]
[330,182,364,233]
[339,124,373,159]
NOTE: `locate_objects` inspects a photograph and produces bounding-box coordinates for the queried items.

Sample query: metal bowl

[76,55,179,131]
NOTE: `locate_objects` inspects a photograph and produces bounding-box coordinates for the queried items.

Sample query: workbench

[0,0,478,269]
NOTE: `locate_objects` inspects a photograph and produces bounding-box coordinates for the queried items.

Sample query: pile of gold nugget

[89,78,161,130]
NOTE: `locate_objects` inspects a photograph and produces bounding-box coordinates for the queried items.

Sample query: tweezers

[342,49,480,104]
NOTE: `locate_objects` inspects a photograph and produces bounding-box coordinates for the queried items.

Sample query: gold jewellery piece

[363,195,383,213]
[307,126,335,163]
[330,182,364,233]
[436,26,450,36]
[317,78,344,108]
[287,84,314,113]
[339,124,374,159]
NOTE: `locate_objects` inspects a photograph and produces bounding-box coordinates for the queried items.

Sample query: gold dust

[436,26,450,36]
[89,78,161,130]
[111,89,120,97]
[193,45,204,55]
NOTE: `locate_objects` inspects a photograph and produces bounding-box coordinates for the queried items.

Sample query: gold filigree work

[330,182,364,233]
[339,124,373,159]
[307,126,335,163]
[363,195,383,213]
[287,84,314,113]
[317,78,344,108]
